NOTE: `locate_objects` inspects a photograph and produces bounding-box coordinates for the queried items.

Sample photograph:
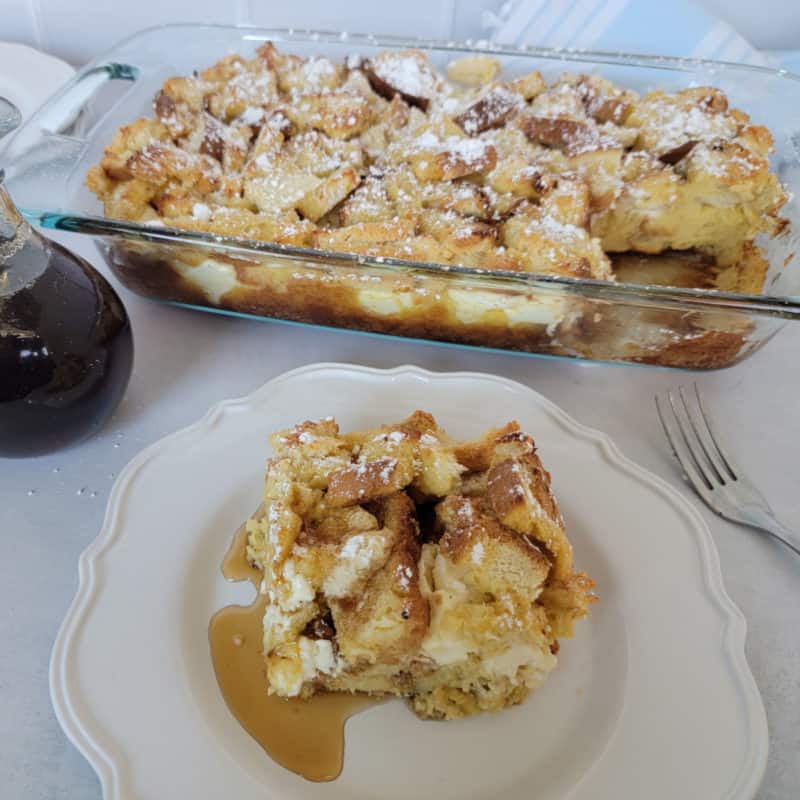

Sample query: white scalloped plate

[50,364,767,800]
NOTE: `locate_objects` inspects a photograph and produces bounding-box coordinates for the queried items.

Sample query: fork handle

[743,511,800,558]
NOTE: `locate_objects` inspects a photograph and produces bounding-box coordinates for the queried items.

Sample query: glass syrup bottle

[0,98,133,457]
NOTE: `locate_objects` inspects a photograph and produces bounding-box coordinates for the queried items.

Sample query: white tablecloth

[2,231,798,800]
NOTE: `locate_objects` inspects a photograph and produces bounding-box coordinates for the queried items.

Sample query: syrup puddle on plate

[209,516,379,782]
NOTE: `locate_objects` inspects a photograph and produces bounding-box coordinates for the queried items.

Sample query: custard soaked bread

[88,44,786,292]
[244,412,594,720]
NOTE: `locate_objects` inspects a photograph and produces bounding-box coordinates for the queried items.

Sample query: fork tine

[656,393,716,507]
[693,383,738,480]
[666,390,717,490]
[678,386,728,485]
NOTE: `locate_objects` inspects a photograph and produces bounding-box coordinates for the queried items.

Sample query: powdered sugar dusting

[396,563,414,589]
[526,213,588,243]
[413,131,491,165]
[379,457,397,483]
[644,101,738,154]
[301,57,338,89]
[192,202,211,221]
[372,52,440,100]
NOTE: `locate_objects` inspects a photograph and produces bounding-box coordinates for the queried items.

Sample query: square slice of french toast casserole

[244,411,595,720]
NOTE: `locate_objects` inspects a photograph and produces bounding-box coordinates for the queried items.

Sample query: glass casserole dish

[4,24,800,369]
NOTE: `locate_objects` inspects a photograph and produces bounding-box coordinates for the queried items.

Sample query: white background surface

[1,231,799,800]
[3,0,800,64]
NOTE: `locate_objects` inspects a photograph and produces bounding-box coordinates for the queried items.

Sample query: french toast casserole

[87,42,789,367]
[243,411,594,719]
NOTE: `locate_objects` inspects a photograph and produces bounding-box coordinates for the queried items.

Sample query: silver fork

[656,384,799,557]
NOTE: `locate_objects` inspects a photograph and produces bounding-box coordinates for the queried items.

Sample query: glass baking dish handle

[35,62,138,136]
[2,63,139,215]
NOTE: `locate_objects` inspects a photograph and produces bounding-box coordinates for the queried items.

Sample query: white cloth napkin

[483,0,772,66]
[0,42,73,121]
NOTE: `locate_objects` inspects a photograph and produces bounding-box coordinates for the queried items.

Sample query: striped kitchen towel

[483,0,773,66]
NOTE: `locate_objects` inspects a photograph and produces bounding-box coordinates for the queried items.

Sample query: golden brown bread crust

[329,493,429,667]
[326,457,414,507]
[88,44,786,290]
[435,495,552,586]
[245,411,595,718]
[452,421,522,472]
[486,441,574,581]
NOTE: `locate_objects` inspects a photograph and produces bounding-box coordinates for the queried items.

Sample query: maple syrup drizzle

[209,514,378,782]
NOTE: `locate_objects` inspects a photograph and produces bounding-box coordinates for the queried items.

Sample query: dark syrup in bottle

[0,185,133,457]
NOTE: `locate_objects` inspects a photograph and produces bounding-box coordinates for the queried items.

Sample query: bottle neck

[0,173,47,298]
[0,173,32,264]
